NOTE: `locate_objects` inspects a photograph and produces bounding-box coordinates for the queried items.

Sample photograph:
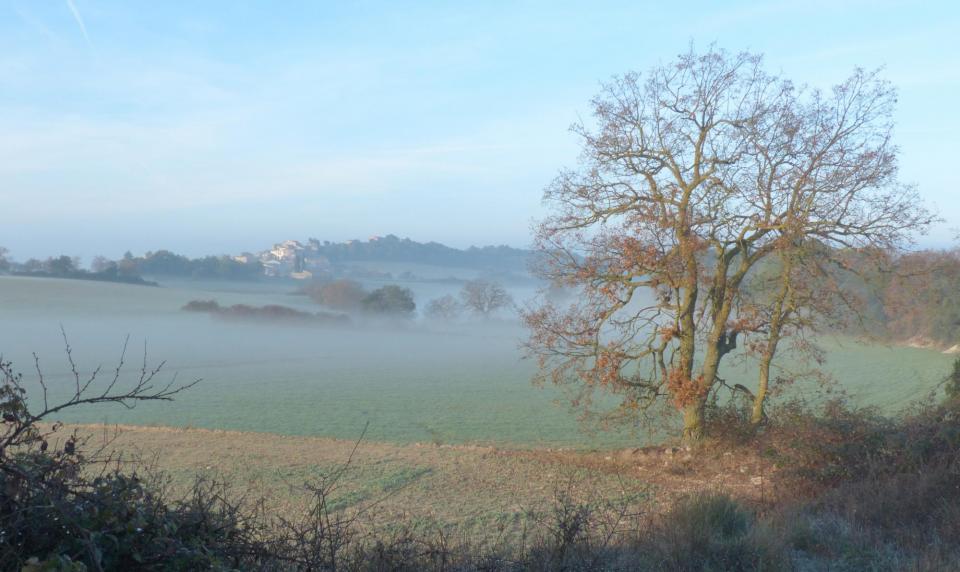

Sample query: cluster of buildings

[239,239,332,279]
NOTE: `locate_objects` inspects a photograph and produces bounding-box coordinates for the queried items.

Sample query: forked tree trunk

[683,274,742,443]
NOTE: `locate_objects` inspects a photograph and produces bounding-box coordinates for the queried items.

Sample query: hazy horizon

[1,232,535,264]
[6,5,960,564]
[2,0,958,260]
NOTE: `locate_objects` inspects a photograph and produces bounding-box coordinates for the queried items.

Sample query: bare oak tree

[460,279,514,318]
[425,294,462,321]
[524,47,933,442]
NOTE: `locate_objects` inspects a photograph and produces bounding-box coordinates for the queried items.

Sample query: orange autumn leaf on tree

[667,370,708,409]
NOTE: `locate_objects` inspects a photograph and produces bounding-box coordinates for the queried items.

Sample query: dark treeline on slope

[304,234,532,271]
[740,246,960,348]
[868,249,960,348]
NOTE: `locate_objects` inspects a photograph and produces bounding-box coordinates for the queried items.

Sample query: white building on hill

[268,240,304,261]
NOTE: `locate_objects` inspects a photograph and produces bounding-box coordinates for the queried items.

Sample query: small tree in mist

[524,47,934,442]
[90,255,117,273]
[0,247,9,273]
[305,279,368,311]
[21,259,43,273]
[425,294,462,321]
[460,279,514,318]
[362,285,416,317]
[44,255,79,276]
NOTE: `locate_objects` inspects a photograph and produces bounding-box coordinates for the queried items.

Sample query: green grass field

[1,275,953,449]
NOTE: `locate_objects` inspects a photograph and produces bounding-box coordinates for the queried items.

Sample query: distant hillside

[0,236,535,284]
[300,235,533,272]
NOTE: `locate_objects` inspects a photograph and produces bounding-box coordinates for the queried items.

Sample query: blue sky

[1,0,957,260]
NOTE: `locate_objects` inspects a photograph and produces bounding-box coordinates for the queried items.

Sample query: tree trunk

[751,353,772,425]
[682,400,706,443]
[690,282,739,441]
[753,255,790,426]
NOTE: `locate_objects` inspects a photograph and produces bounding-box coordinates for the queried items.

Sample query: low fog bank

[0,274,623,447]
[1,275,952,448]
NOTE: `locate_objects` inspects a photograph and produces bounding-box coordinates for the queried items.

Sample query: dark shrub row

[182,299,350,326]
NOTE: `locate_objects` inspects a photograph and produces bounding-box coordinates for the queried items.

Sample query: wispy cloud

[13,6,60,44]
[65,0,92,48]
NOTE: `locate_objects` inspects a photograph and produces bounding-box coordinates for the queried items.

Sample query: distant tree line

[0,236,533,284]
[0,251,156,286]
[0,248,263,283]
[304,234,531,272]
[117,250,264,280]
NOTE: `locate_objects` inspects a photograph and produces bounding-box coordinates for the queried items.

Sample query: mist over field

[5,3,960,569]
[1,272,950,447]
[0,273,542,442]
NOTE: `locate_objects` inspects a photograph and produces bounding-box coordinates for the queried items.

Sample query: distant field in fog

[0,275,952,448]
